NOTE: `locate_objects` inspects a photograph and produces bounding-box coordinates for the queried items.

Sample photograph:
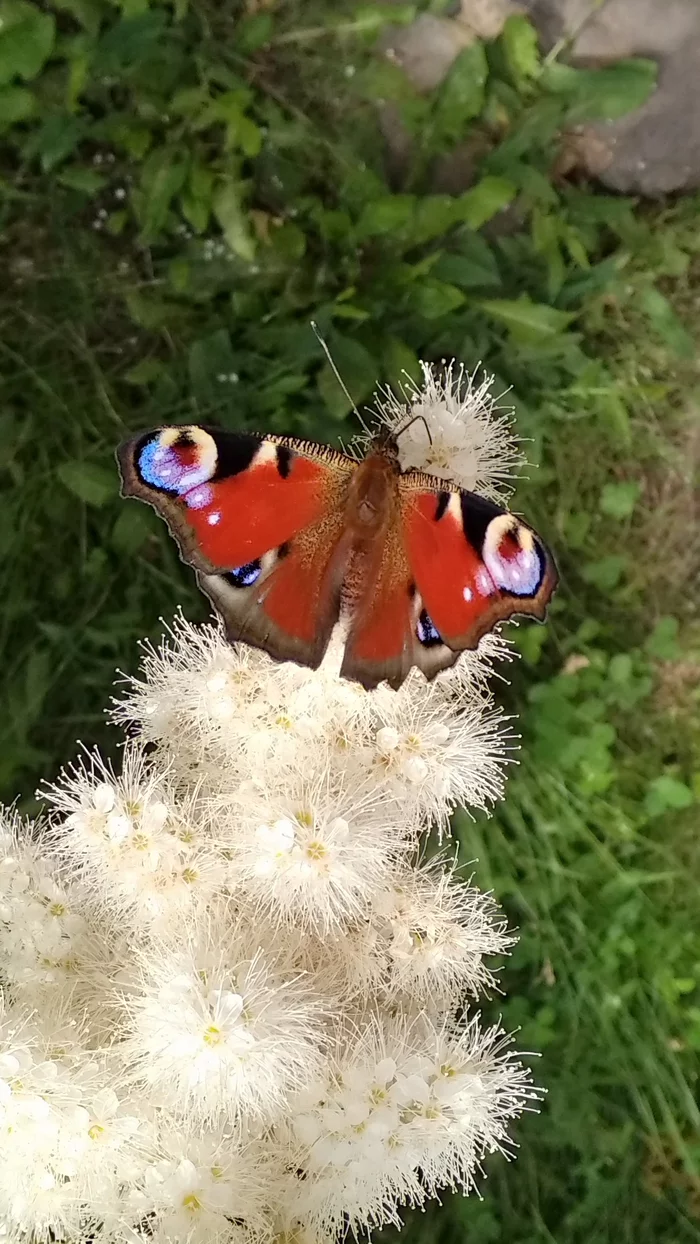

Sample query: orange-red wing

[341,530,460,691]
[117,424,357,669]
[117,425,355,572]
[402,484,558,651]
[200,511,350,669]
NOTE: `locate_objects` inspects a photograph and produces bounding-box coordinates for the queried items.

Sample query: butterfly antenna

[395,412,433,447]
[310,321,373,437]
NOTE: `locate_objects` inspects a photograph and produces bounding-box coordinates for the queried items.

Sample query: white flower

[357,684,514,834]
[0,1001,148,1242]
[366,361,524,502]
[283,1014,539,1237]
[138,1137,270,1244]
[122,930,325,1126]
[373,862,514,1002]
[224,775,410,932]
[150,1157,248,1243]
[42,748,220,931]
[0,815,87,1001]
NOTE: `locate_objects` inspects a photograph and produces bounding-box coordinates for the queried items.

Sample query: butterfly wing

[403,479,558,651]
[118,425,357,668]
[341,474,557,691]
[340,530,460,691]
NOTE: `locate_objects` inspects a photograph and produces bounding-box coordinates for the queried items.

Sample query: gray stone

[379,14,474,94]
[521,0,700,194]
[522,0,700,62]
[378,5,515,189]
[580,46,700,195]
[458,0,519,39]
[379,0,700,196]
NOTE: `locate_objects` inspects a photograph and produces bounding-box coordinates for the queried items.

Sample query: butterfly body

[118,424,558,690]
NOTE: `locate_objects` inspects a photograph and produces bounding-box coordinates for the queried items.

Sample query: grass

[0,2,699,1241]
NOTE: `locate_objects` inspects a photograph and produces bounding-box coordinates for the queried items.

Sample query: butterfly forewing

[118,425,357,667]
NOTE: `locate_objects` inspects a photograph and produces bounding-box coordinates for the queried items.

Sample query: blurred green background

[1,1,699,1240]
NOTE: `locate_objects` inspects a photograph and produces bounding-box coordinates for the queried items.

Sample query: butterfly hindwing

[118,425,357,667]
[199,511,351,669]
[340,519,460,691]
[402,480,558,652]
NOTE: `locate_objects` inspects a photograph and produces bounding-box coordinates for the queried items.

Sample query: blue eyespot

[224,560,262,589]
[416,609,442,648]
[484,534,545,597]
[137,432,216,496]
[138,437,178,491]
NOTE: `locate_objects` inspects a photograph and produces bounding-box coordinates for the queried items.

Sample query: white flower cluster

[369,360,524,503]
[0,367,538,1244]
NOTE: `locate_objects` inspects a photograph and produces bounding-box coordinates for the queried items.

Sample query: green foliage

[0,3,697,1242]
[0,0,55,84]
[542,57,659,121]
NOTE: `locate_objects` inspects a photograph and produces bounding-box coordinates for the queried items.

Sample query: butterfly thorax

[346,438,401,537]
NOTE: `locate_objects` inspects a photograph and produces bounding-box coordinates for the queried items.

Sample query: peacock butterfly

[117,422,558,690]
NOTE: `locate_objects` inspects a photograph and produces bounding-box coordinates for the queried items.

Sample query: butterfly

[117,422,558,691]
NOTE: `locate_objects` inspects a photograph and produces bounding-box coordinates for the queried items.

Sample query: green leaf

[125,291,181,330]
[432,250,499,291]
[355,194,415,240]
[456,176,516,230]
[640,288,695,358]
[414,279,466,320]
[270,222,306,263]
[181,163,213,234]
[0,1,55,84]
[608,652,633,685]
[67,55,90,118]
[124,358,164,385]
[531,208,565,299]
[57,166,105,194]
[515,623,549,666]
[542,58,657,121]
[138,146,188,242]
[0,83,35,127]
[27,114,85,171]
[432,42,488,144]
[435,230,501,290]
[57,460,115,507]
[351,4,416,35]
[111,505,153,555]
[644,775,694,818]
[236,12,273,53]
[108,117,152,159]
[188,329,238,407]
[226,111,261,158]
[94,10,168,74]
[317,334,377,419]
[599,480,641,520]
[213,181,255,262]
[382,336,422,392]
[596,388,631,447]
[501,14,540,87]
[581,554,627,592]
[478,295,574,340]
[645,616,682,662]
[53,0,104,35]
[410,195,459,245]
